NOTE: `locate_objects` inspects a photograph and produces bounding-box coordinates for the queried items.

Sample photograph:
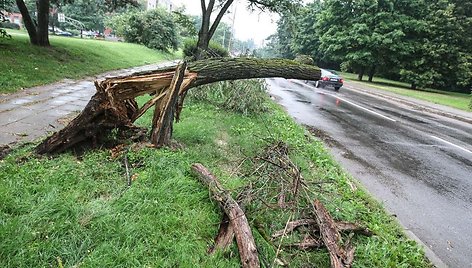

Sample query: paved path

[0,62,177,146]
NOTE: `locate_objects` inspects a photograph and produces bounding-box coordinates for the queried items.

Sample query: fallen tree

[36,58,321,154]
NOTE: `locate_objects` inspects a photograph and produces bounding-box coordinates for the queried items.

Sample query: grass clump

[0,30,179,94]
[0,81,432,267]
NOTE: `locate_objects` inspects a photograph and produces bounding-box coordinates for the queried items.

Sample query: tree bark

[313,199,355,268]
[36,58,321,154]
[16,0,38,45]
[191,163,260,268]
[357,68,364,81]
[36,0,50,46]
[367,66,375,82]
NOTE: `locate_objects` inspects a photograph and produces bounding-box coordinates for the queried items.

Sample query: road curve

[266,78,472,268]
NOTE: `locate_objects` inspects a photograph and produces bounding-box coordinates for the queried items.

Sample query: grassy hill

[0,30,179,94]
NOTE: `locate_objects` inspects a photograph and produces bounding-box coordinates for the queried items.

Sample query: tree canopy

[270,0,472,92]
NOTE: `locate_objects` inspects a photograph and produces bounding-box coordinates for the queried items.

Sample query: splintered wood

[36,58,321,155]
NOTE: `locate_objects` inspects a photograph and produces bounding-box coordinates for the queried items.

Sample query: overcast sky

[172,0,279,47]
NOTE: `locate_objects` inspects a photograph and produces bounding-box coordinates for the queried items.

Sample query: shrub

[106,8,179,52]
[183,38,229,59]
[188,79,268,116]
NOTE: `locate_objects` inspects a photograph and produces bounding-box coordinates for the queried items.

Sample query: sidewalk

[343,80,472,124]
[0,61,177,146]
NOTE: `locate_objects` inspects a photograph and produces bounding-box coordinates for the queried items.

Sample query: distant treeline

[262,0,472,92]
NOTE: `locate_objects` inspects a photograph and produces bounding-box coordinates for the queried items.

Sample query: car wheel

[334,87,340,91]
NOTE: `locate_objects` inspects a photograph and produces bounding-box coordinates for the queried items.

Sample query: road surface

[266,77,472,268]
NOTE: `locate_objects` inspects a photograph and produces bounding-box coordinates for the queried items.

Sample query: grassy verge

[0,30,179,94]
[0,81,432,267]
[340,72,471,112]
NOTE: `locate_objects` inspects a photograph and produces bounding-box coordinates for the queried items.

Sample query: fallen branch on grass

[313,199,355,268]
[191,163,260,268]
[272,219,373,239]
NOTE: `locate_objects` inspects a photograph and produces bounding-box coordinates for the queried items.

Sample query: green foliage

[106,8,179,51]
[271,0,472,92]
[182,38,228,59]
[294,54,314,65]
[0,30,178,93]
[172,11,198,38]
[61,0,107,31]
[188,79,268,116]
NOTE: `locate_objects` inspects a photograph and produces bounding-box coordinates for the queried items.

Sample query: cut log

[191,163,260,268]
[36,58,321,154]
[313,199,355,268]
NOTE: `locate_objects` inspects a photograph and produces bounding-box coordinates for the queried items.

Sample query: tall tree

[195,0,299,59]
[15,0,138,46]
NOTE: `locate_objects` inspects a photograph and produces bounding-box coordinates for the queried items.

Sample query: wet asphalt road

[266,78,472,268]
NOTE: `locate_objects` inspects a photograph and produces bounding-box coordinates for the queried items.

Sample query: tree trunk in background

[195,0,234,60]
[411,82,417,90]
[357,68,364,81]
[368,66,375,82]
[36,0,50,46]
[16,0,38,45]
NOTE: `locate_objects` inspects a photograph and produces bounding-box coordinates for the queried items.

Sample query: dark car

[315,69,343,91]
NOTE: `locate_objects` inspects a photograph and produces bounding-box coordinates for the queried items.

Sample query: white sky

[172,0,279,47]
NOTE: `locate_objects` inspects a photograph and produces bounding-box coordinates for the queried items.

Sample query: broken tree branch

[313,199,355,268]
[191,163,260,268]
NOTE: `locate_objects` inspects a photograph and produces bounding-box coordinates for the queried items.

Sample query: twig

[124,153,131,187]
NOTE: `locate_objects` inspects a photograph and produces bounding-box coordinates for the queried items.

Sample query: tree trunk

[36,58,321,154]
[368,66,375,82]
[36,0,50,46]
[411,82,417,90]
[357,68,364,81]
[16,0,38,45]
[191,163,260,268]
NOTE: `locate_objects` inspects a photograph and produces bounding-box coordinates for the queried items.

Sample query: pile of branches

[193,141,373,268]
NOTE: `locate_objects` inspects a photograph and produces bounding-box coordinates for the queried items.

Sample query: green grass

[340,72,471,112]
[0,87,432,267]
[0,30,180,94]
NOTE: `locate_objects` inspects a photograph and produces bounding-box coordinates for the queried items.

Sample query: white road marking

[430,135,472,154]
[293,80,397,122]
[328,94,397,122]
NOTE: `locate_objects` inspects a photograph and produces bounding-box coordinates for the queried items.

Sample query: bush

[188,79,268,115]
[106,8,179,52]
[0,21,20,30]
[183,38,229,59]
